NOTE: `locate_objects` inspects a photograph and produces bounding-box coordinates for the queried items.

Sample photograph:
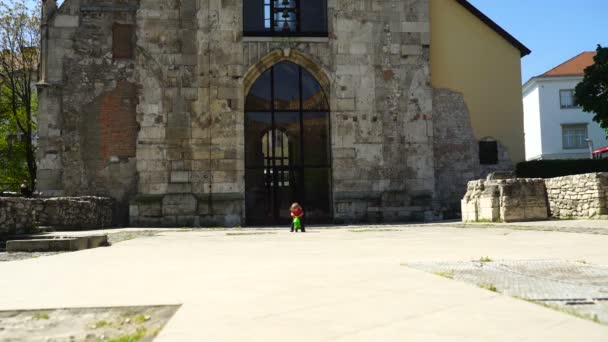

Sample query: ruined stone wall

[37,0,139,225]
[433,89,480,218]
[432,88,517,219]
[461,178,548,223]
[545,173,608,218]
[0,197,115,240]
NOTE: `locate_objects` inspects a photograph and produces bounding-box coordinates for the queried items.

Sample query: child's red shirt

[290,208,303,218]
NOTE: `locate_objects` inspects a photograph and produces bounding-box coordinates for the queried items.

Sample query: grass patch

[477,256,493,263]
[225,232,277,236]
[93,320,111,328]
[32,313,49,320]
[433,271,455,279]
[348,229,401,233]
[133,314,151,323]
[574,260,587,264]
[478,283,498,292]
[107,327,148,342]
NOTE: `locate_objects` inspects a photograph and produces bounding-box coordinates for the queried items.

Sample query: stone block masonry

[545,173,608,219]
[462,173,608,222]
[0,197,115,240]
[461,178,548,223]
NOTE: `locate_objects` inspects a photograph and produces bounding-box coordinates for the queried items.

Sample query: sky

[468,0,608,83]
[24,0,608,83]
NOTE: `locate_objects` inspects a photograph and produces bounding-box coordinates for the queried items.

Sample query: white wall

[537,77,607,159]
[523,85,542,160]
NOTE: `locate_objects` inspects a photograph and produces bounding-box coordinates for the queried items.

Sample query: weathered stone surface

[0,197,115,240]
[6,238,88,252]
[462,173,608,222]
[433,89,480,218]
[461,179,548,223]
[545,173,608,218]
[36,0,487,226]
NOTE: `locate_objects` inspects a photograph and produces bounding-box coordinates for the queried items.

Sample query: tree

[0,1,39,191]
[575,45,608,135]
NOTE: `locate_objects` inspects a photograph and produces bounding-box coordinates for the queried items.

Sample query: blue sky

[25,0,607,83]
[468,0,608,82]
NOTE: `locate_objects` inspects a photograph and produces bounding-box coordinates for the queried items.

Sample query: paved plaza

[1,222,608,341]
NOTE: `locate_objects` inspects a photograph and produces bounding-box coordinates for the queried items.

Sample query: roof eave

[456,0,531,58]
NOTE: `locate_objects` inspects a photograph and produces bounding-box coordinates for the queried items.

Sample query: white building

[523,52,606,160]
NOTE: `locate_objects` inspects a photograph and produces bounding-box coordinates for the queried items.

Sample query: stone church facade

[37,0,527,226]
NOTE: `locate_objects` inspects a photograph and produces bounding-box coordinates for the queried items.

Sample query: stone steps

[6,235,108,253]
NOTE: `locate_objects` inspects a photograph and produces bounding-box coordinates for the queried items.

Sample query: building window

[562,124,588,149]
[112,24,134,59]
[479,140,498,165]
[243,0,328,37]
[560,89,579,109]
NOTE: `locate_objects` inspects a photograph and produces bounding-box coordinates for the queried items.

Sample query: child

[290,202,306,232]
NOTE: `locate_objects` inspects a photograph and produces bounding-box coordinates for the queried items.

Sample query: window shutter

[243,0,267,33]
[113,24,134,59]
[300,0,327,33]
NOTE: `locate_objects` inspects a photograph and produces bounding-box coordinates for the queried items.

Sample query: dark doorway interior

[245,61,331,225]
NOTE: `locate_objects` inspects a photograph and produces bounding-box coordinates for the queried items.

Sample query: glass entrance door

[245,61,331,225]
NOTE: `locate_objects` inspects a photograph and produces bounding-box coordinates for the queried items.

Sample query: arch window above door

[243,0,328,37]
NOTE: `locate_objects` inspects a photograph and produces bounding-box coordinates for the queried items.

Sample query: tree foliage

[575,45,608,134]
[0,1,39,191]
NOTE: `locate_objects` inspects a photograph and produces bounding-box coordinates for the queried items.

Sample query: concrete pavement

[1,224,607,341]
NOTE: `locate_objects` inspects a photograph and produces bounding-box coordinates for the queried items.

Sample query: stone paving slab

[408,260,608,324]
[0,226,607,341]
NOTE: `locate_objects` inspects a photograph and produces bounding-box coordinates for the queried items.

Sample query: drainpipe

[586,139,594,160]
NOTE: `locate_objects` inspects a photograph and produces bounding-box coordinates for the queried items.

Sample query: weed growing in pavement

[93,320,111,328]
[107,327,148,342]
[477,256,493,263]
[433,271,455,279]
[133,314,151,323]
[536,302,603,325]
[32,313,49,320]
[478,283,498,292]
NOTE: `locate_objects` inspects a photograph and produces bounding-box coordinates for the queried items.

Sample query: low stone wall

[462,173,608,222]
[0,197,114,239]
[545,173,608,218]
[461,178,548,222]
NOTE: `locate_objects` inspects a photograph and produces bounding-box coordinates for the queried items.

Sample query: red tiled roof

[541,52,596,77]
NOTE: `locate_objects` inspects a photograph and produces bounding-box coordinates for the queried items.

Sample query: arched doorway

[245,61,331,225]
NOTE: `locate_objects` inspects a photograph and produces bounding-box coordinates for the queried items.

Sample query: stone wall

[433,89,480,218]
[0,197,115,240]
[545,173,608,218]
[461,178,548,223]
[37,0,139,225]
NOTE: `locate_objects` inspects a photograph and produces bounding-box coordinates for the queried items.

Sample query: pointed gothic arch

[243,49,331,100]
[244,55,332,225]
